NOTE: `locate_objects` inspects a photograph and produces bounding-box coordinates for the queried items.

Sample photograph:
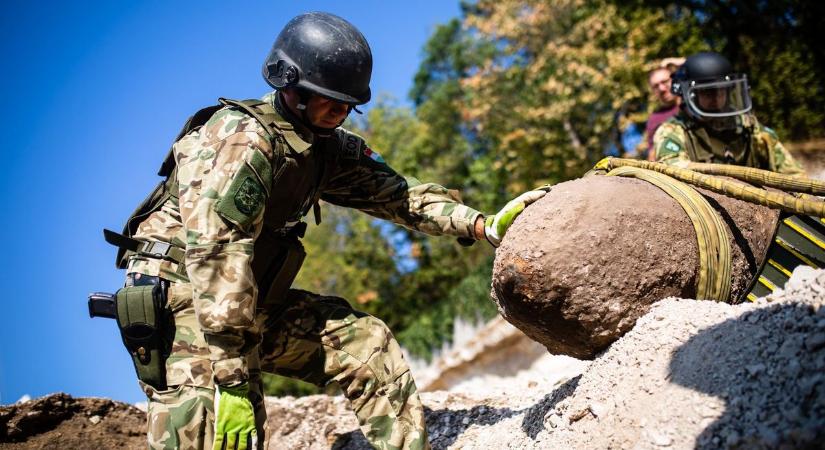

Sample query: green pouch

[115,283,174,390]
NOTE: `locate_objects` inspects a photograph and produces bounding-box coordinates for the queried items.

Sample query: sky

[0,1,461,405]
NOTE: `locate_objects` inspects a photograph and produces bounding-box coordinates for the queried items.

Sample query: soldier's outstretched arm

[322,137,484,241]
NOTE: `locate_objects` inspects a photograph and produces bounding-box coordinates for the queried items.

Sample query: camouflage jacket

[652,112,804,175]
[127,92,482,385]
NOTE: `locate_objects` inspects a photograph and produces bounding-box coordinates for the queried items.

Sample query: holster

[115,282,174,390]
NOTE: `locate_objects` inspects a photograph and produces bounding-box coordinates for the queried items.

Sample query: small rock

[648,429,672,446]
[569,408,590,423]
[546,414,563,429]
[779,340,799,359]
[745,363,765,377]
[89,415,101,425]
[461,417,470,425]
[588,402,606,418]
[784,359,801,378]
[804,333,825,351]
[724,430,740,446]
[758,426,779,447]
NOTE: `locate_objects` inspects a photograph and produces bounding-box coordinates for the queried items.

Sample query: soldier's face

[696,88,728,112]
[306,95,350,128]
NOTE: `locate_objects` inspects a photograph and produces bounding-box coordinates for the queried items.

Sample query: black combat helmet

[263,12,372,105]
[671,52,751,120]
[673,51,733,84]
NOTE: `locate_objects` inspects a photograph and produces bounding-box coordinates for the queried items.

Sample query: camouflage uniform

[126,92,481,450]
[653,112,804,175]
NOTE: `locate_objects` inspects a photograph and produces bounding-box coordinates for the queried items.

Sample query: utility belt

[103,229,188,278]
[91,223,307,389]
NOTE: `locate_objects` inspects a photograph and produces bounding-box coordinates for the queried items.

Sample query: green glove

[485,185,552,247]
[213,383,257,450]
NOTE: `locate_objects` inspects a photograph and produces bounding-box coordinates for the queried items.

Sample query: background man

[113,12,546,450]
[653,51,803,175]
[642,57,685,160]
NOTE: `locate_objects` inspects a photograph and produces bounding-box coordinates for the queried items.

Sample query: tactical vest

[676,115,771,170]
[107,97,357,304]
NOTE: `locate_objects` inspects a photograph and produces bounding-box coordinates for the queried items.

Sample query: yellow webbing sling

[595,165,732,302]
[594,158,825,216]
[591,157,825,303]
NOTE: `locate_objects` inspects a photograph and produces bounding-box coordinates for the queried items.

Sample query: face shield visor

[684,74,752,119]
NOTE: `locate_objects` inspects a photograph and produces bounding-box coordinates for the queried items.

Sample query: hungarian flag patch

[364,147,385,164]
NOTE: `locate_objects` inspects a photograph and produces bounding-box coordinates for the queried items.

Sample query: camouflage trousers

[141,284,429,450]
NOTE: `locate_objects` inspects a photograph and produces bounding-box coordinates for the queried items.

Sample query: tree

[460,0,706,188]
[622,0,825,140]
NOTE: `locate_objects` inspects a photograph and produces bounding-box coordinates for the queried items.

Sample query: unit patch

[340,132,363,160]
[234,176,265,216]
[663,138,682,155]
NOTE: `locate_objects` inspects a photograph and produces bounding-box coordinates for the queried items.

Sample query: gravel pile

[266,268,825,449]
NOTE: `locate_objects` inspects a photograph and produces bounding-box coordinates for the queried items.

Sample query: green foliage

[263,0,823,398]
[397,256,497,359]
[621,0,825,140]
[461,0,708,186]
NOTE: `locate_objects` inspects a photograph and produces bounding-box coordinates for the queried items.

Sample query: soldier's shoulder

[653,119,688,157]
[654,119,687,141]
[758,123,780,141]
[661,115,687,129]
[201,105,271,143]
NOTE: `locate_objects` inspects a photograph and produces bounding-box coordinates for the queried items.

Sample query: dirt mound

[0,393,145,450]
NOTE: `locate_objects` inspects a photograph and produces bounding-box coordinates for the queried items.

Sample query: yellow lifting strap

[684,162,825,196]
[599,165,732,302]
[594,158,825,217]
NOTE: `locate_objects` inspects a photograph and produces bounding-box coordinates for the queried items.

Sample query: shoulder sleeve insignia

[234,177,265,215]
[663,138,683,155]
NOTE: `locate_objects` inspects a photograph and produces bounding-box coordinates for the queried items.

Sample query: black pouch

[115,282,174,390]
[252,228,307,315]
